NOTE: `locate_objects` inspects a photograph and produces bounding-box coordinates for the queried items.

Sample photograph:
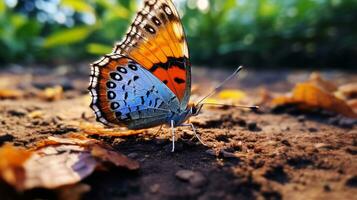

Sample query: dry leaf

[309,72,337,92]
[27,111,44,119]
[79,122,146,137]
[218,89,246,101]
[272,83,357,118]
[0,135,139,191]
[336,83,357,100]
[0,89,24,99]
[40,86,63,101]
[0,144,31,190]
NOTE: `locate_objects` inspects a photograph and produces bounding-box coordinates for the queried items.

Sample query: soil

[0,65,356,200]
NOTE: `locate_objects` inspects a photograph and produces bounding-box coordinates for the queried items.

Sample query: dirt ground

[0,65,356,200]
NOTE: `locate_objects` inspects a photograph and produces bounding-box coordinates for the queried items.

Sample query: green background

[1,0,356,68]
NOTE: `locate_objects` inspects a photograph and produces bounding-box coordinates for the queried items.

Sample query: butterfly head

[188,103,204,116]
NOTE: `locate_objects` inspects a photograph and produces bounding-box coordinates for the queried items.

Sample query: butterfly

[88,0,251,152]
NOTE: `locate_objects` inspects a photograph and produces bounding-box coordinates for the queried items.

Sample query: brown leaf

[272,83,357,118]
[308,72,337,92]
[0,144,31,190]
[336,83,357,100]
[0,135,139,191]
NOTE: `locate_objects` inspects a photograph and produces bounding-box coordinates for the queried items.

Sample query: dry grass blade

[79,122,147,137]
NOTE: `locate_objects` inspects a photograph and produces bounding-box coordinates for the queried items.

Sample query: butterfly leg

[181,123,207,146]
[171,120,175,152]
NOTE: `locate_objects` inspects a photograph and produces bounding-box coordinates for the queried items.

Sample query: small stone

[308,127,318,132]
[176,170,207,187]
[220,150,237,158]
[205,149,217,156]
[0,134,14,145]
[324,184,331,192]
[127,152,138,158]
[8,109,27,117]
[247,122,262,132]
[297,115,306,122]
[281,140,291,146]
[149,184,160,193]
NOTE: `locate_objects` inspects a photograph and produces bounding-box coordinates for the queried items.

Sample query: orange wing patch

[113,0,190,104]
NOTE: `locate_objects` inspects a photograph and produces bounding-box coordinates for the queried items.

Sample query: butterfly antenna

[196,66,243,106]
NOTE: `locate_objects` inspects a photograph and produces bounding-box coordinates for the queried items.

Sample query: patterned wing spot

[163,4,173,15]
[115,111,122,118]
[124,92,128,100]
[117,66,128,74]
[133,75,139,81]
[174,77,185,84]
[106,81,116,89]
[111,102,120,110]
[144,24,156,34]
[128,80,132,86]
[140,96,145,104]
[163,80,168,85]
[128,63,138,71]
[152,16,161,26]
[110,72,123,81]
[107,91,116,100]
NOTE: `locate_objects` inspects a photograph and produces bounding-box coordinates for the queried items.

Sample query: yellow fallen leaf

[0,89,24,99]
[27,111,44,119]
[218,89,246,101]
[40,86,63,101]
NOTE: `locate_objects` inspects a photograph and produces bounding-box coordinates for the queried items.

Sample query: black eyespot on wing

[107,91,116,100]
[133,76,139,81]
[106,81,116,89]
[115,111,122,118]
[124,92,128,100]
[128,64,138,71]
[163,80,168,85]
[174,77,185,84]
[140,96,145,105]
[110,72,123,81]
[162,4,173,16]
[151,16,161,26]
[144,24,156,34]
[111,102,120,110]
[117,67,127,74]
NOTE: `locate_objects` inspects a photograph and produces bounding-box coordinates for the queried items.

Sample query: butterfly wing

[113,0,190,110]
[89,54,181,129]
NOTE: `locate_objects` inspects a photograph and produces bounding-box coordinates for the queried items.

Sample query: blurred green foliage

[0,0,356,68]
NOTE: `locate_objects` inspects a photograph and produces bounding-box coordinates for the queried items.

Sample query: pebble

[149,184,160,193]
[205,149,217,156]
[0,133,14,144]
[247,122,262,132]
[308,127,318,132]
[127,152,139,159]
[176,170,207,187]
[220,150,237,158]
[8,109,27,117]
[281,140,291,146]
